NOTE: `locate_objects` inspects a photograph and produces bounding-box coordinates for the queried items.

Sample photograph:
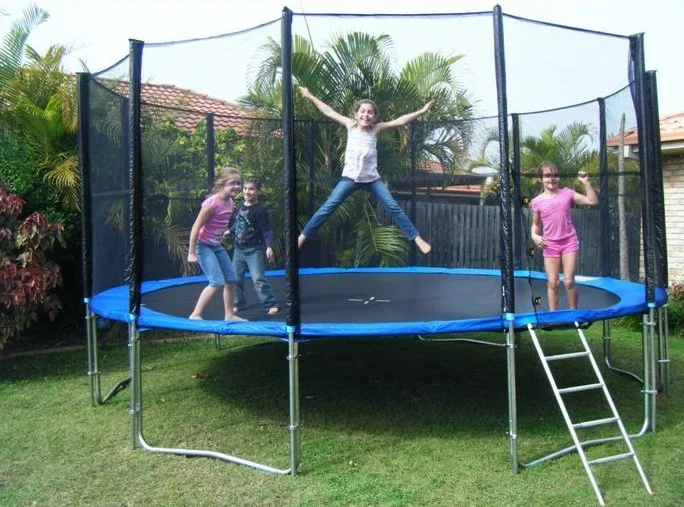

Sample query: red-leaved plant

[0,187,65,353]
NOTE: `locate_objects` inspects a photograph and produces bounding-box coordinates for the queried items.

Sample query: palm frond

[0,4,48,92]
[163,224,193,275]
[42,152,79,210]
[354,223,409,267]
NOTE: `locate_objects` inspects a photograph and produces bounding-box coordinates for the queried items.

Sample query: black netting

[88,78,130,296]
[81,8,665,329]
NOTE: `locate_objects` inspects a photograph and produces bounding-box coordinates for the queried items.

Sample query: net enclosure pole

[281,6,301,476]
[493,5,519,475]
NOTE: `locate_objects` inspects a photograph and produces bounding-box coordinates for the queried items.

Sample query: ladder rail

[576,326,653,495]
[527,322,654,505]
[527,324,605,505]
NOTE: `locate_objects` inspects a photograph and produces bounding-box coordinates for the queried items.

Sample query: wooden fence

[396,198,642,279]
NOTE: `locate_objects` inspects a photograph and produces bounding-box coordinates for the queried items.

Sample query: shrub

[666,283,684,337]
[612,282,684,337]
[0,187,65,353]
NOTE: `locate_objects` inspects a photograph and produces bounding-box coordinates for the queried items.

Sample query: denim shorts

[196,242,237,286]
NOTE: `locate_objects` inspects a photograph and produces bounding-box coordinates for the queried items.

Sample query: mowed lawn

[1,327,683,507]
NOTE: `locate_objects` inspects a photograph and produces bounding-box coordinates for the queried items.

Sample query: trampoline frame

[77,5,670,485]
[83,298,669,476]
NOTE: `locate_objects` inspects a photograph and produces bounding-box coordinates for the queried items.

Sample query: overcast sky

[2,0,682,115]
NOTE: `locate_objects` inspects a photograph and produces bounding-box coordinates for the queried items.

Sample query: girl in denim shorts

[187,167,246,321]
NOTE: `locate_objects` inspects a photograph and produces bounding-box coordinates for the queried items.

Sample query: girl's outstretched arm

[299,86,352,128]
[573,171,599,206]
[376,100,434,133]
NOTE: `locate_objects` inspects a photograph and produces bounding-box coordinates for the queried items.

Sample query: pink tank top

[529,187,577,241]
[198,193,233,246]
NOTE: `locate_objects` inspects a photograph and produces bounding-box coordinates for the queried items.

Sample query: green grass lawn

[1,327,682,507]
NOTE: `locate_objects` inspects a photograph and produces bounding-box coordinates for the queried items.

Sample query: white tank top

[341,126,380,183]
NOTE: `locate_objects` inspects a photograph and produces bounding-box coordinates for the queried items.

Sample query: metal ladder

[527,322,653,506]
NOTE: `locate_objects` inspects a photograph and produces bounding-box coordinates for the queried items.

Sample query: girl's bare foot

[297,234,306,248]
[414,236,432,254]
[225,314,247,322]
[189,314,203,320]
[267,306,279,315]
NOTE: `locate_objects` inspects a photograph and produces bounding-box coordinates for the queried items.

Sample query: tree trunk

[618,114,629,280]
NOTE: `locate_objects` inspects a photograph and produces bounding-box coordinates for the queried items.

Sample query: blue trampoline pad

[89,267,667,338]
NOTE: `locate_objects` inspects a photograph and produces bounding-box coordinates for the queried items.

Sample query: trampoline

[91,267,667,337]
[77,5,670,502]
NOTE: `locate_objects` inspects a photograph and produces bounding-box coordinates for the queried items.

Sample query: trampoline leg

[287,329,301,475]
[214,333,221,351]
[602,319,612,369]
[506,325,519,474]
[129,319,142,449]
[657,305,670,395]
[85,301,102,406]
[643,310,657,433]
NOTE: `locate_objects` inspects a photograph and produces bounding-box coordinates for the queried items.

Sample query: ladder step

[544,351,591,362]
[588,452,634,466]
[558,382,604,394]
[572,417,619,429]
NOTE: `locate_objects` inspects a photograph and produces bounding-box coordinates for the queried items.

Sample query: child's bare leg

[564,280,578,309]
[547,279,561,311]
[189,285,220,319]
[414,236,431,254]
[223,283,246,321]
[562,251,579,309]
[298,234,306,248]
[544,257,562,311]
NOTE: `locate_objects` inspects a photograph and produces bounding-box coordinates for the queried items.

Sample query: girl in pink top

[187,167,246,321]
[530,161,598,310]
[297,86,433,255]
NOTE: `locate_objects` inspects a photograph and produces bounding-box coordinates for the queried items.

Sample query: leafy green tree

[0,5,49,213]
[0,3,80,258]
[241,32,475,266]
[1,5,79,214]
[521,123,597,175]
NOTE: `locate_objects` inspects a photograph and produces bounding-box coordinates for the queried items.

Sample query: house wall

[663,153,684,283]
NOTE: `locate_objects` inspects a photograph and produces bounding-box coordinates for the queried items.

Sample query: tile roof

[656,111,684,143]
[607,110,684,146]
[419,159,485,177]
[109,81,260,134]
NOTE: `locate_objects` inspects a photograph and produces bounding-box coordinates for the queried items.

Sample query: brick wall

[664,153,684,283]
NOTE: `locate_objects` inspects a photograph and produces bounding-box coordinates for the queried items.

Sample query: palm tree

[241,32,476,266]
[0,4,49,99]
[521,122,597,176]
[1,5,80,211]
[11,45,79,209]
[471,122,601,202]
